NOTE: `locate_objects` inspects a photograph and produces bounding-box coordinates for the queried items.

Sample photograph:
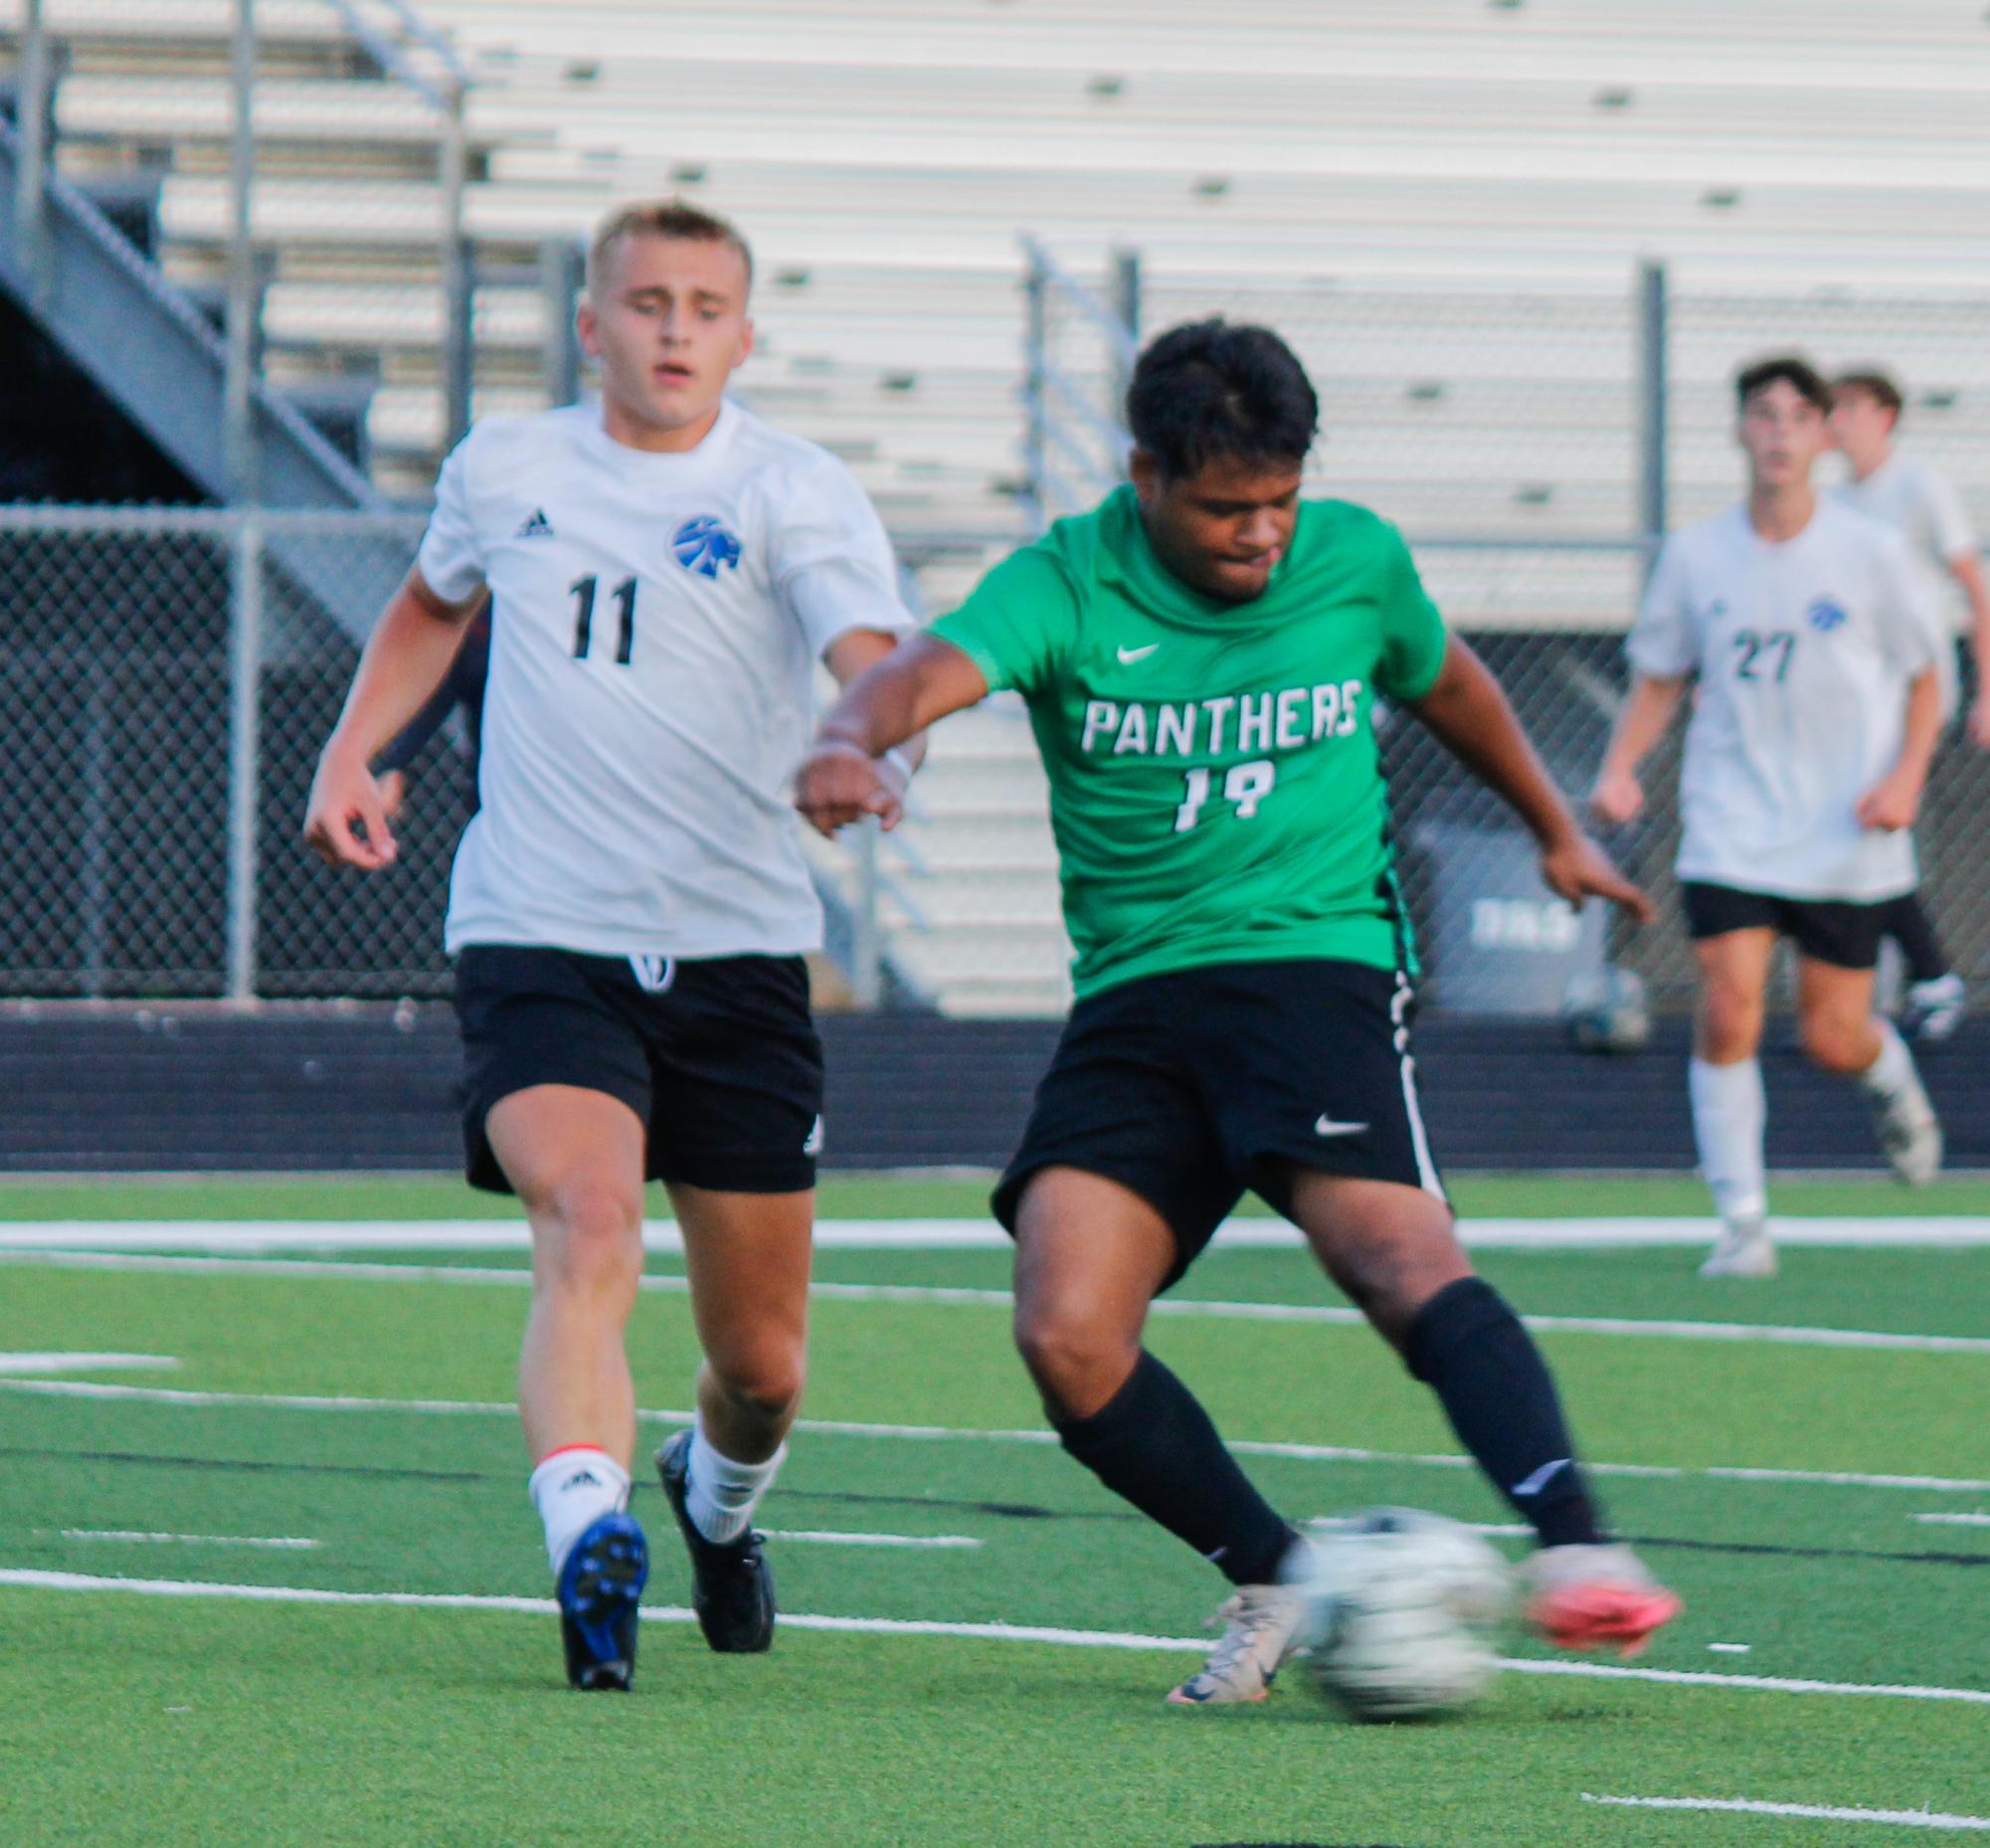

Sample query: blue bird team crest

[673,514,743,579]
[1806,597,1848,633]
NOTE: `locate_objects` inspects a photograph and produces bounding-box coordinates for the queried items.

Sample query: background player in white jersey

[1591,356,1945,1280]
[303,201,915,1689]
[1830,368,1989,1040]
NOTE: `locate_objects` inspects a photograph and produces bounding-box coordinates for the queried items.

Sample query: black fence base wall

[1,1009,1986,1179]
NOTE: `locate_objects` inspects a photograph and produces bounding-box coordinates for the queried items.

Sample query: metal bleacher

[10,0,1990,1015]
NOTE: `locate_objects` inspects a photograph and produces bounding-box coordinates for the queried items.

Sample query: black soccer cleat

[556,1509,648,1690]
[655,1428,777,1653]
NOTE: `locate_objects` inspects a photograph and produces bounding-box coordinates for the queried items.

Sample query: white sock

[685,1420,785,1545]
[1858,1018,1918,1104]
[1689,1056,1767,1224]
[528,1445,631,1576]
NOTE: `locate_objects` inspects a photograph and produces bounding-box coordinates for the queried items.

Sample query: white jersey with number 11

[415,399,904,959]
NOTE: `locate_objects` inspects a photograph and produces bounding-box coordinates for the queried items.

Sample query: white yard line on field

[1913,1513,1990,1528]
[5,1246,1988,1357]
[60,1530,321,1550]
[763,1530,983,1550]
[0,1353,178,1376]
[8,1376,1990,1497]
[2,1214,1989,1252]
[1582,1793,1990,1830]
[1,1570,1987,1708]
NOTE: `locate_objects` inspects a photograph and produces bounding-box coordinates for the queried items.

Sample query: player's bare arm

[303,568,488,871]
[1952,551,1990,748]
[1589,671,1688,826]
[1410,636,1653,924]
[1857,665,1943,832]
[797,633,989,835]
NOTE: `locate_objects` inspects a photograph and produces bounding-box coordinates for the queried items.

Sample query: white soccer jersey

[415,399,903,958]
[1832,451,1978,714]
[1628,500,1944,901]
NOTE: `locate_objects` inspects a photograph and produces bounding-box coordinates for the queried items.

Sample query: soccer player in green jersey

[795,320,1682,1702]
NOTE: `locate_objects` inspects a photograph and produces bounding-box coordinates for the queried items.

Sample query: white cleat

[1166,1579,1309,1706]
[1700,1215,1777,1279]
[1872,1075,1943,1188]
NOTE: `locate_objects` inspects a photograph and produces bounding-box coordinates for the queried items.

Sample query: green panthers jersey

[929,485,1448,999]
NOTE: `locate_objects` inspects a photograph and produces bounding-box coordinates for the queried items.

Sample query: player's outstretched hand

[1587,768,1644,828]
[1540,830,1655,927]
[794,739,907,836]
[1855,768,1921,833]
[303,745,399,871]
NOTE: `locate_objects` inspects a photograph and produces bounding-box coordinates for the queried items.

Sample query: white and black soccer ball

[1295,1508,1513,1722]
[1560,963,1651,1054]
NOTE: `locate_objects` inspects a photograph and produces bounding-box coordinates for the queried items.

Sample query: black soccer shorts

[991,957,1448,1290]
[453,945,824,1195]
[1680,880,1893,972]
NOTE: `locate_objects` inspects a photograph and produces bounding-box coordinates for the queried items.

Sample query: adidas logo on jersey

[516,507,556,538]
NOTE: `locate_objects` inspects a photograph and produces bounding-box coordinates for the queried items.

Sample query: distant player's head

[1126,319,1319,604]
[580,200,755,445]
[1733,354,1833,493]
[1828,368,1904,473]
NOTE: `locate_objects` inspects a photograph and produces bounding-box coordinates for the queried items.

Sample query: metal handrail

[317,0,471,114]
[1020,234,1139,371]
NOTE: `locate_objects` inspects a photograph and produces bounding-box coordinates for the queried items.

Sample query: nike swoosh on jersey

[1314,1115,1369,1137]
[1116,643,1162,663]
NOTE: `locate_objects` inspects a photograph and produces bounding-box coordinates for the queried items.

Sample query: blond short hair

[586,199,753,299]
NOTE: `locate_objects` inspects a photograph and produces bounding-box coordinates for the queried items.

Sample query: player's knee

[709,1343,806,1424]
[1012,1302,1133,1408]
[1798,1009,1871,1074]
[534,1181,644,1295]
[1697,990,1762,1063]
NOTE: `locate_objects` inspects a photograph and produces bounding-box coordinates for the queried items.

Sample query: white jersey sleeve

[1873,526,1947,678]
[1920,463,1978,565]
[416,433,488,605]
[1625,535,1700,679]
[771,454,908,656]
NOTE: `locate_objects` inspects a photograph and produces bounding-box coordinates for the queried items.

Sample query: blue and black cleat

[655,1429,777,1652]
[556,1510,648,1690]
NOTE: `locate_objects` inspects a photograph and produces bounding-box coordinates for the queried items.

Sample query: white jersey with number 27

[1628,499,1943,901]
[416,399,903,958]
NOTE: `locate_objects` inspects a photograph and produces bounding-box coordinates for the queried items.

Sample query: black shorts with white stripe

[991,957,1446,1291]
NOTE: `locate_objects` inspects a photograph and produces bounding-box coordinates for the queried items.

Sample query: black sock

[1053,1351,1299,1586]
[1405,1277,1604,1550]
[1889,893,1949,986]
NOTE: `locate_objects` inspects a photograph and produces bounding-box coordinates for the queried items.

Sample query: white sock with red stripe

[528,1445,631,1575]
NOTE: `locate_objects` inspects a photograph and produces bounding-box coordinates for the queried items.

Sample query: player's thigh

[1794,953,1883,1072]
[1010,1166,1178,1366]
[456,945,653,1238]
[666,1180,813,1402]
[994,977,1242,1304]
[1278,1171,1471,1343]
[1683,890,1778,1051]
[486,1084,648,1290]
[643,954,824,1196]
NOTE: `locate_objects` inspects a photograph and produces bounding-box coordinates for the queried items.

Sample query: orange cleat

[1524,1544,1683,1659]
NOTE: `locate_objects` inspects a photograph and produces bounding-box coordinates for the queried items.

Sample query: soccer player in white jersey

[303,201,915,1688]
[1830,368,1989,1040]
[1592,356,1945,1280]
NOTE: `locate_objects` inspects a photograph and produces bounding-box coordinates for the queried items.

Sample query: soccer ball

[1295,1508,1513,1722]
[1560,963,1651,1053]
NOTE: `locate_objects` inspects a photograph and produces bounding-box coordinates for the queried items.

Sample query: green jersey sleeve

[1372,527,1449,702]
[927,544,1079,696]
